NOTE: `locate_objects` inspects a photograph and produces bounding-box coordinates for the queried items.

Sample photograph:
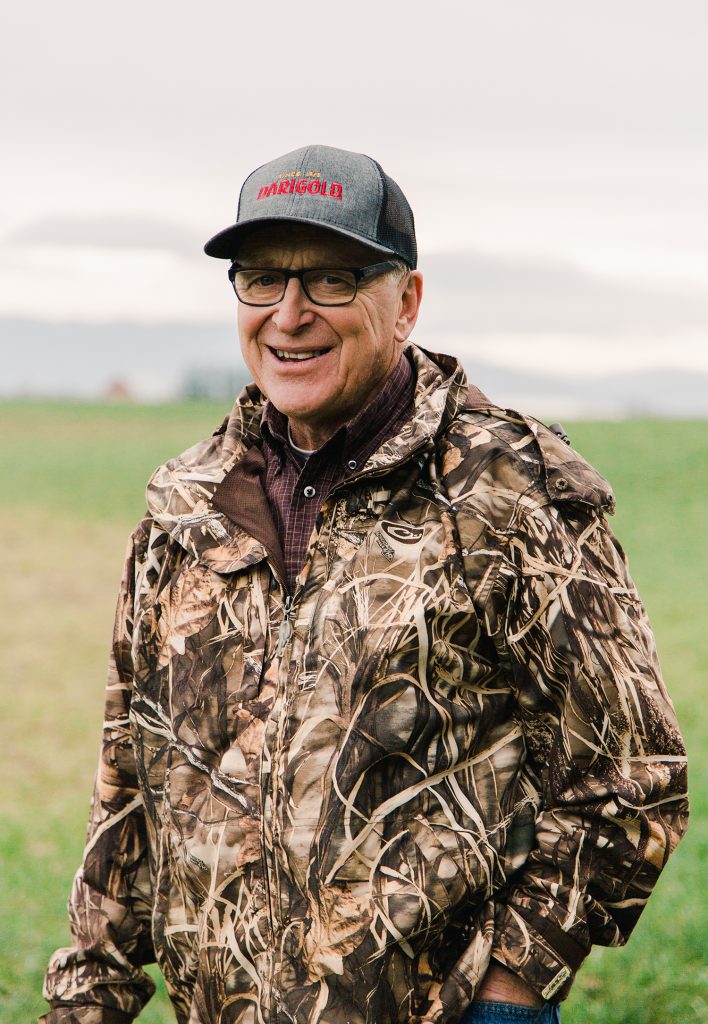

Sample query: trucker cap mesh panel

[372,161,418,269]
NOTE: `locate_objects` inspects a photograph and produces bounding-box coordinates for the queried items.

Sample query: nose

[271,277,316,334]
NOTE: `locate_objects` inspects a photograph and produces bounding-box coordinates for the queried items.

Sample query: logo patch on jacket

[380,522,425,544]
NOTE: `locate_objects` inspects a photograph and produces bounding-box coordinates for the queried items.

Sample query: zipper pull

[277,594,293,657]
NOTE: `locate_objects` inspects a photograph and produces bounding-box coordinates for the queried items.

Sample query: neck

[286,417,342,452]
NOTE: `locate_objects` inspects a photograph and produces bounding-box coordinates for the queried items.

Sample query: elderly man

[43,145,688,1024]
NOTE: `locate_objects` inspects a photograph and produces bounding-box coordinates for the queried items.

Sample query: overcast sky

[2,0,707,381]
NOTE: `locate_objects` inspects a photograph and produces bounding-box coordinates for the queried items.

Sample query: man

[42,145,688,1024]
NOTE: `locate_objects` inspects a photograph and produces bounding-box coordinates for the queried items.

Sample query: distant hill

[0,318,248,401]
[464,362,708,419]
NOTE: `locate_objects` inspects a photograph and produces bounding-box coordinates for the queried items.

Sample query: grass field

[0,402,706,1024]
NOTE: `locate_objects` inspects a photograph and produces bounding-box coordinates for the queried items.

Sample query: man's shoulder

[144,415,234,525]
[440,390,615,517]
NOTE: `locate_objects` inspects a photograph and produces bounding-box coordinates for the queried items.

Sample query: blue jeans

[459,1000,561,1023]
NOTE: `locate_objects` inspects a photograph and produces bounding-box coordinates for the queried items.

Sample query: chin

[278,405,315,421]
[266,396,315,422]
[268,386,330,418]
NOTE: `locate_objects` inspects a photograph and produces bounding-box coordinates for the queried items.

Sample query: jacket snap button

[347,459,358,471]
[555,477,569,492]
[303,485,316,499]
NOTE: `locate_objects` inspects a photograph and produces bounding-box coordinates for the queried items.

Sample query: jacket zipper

[263,580,298,1024]
[276,593,294,657]
[252,556,288,1024]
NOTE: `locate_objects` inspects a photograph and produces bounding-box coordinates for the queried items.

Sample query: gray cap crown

[204,144,417,268]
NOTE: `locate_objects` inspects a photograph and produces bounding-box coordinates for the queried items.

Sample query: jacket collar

[144,344,472,575]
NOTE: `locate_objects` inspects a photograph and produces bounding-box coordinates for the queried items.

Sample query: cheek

[237,311,266,362]
[237,306,255,343]
[343,308,385,353]
[347,314,397,373]
[355,298,398,350]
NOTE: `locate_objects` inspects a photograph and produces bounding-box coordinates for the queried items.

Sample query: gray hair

[388,257,411,280]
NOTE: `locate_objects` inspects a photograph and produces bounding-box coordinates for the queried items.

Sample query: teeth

[275,349,326,361]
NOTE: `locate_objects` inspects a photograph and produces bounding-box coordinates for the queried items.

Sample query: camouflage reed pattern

[43,346,688,1024]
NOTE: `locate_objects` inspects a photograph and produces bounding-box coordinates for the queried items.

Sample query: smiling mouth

[271,347,331,362]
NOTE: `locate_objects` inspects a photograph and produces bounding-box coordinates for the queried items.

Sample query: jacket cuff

[39,1006,135,1024]
[491,903,589,1003]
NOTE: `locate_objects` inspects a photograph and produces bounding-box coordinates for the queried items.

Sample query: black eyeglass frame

[227,260,400,306]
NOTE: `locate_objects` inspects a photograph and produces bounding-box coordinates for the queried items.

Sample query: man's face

[235,224,422,449]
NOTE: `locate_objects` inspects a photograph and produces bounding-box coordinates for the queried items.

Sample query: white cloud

[0,245,231,323]
[9,215,203,256]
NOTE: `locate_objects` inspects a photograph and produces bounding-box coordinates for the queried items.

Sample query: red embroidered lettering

[260,175,343,201]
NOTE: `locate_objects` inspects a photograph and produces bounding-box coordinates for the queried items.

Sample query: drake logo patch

[380,522,425,544]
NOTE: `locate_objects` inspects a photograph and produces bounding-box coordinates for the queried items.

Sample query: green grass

[1,404,705,1023]
[0,399,233,526]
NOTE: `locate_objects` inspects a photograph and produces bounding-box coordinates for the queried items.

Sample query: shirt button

[303,485,316,499]
[347,459,358,471]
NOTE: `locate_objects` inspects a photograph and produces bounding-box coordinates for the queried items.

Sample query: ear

[394,271,423,343]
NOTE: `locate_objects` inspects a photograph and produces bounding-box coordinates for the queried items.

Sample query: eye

[235,270,284,294]
[305,270,356,297]
[251,273,279,288]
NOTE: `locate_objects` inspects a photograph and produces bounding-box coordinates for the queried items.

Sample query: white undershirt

[287,423,317,457]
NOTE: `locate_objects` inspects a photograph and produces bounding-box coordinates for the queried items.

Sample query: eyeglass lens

[233,269,358,306]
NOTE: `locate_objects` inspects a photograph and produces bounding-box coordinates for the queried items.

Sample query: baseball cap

[203,144,417,268]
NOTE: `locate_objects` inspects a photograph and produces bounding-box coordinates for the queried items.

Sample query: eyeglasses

[228,260,398,306]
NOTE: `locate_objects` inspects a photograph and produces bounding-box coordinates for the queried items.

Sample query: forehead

[236,223,382,266]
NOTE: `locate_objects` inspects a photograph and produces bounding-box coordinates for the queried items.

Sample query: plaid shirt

[261,352,415,592]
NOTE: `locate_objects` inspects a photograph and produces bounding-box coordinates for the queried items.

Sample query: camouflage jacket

[43,345,688,1024]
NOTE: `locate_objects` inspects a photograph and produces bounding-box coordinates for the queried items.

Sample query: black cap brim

[203,216,398,260]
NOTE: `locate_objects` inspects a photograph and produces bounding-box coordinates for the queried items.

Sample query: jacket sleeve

[488,498,689,1002]
[41,520,157,1024]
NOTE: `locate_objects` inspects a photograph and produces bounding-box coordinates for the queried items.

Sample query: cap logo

[256,171,343,202]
